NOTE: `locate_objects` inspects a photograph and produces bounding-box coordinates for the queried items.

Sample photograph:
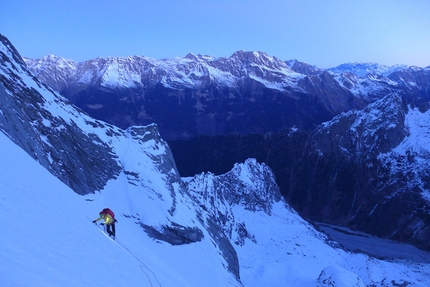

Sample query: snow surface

[231,203,430,287]
[0,129,240,287]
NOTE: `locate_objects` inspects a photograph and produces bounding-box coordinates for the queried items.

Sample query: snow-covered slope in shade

[232,202,430,287]
[2,131,430,286]
[3,33,430,286]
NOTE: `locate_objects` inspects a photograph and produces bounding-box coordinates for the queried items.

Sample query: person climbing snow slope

[93,208,117,238]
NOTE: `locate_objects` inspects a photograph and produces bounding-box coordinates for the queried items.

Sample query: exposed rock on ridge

[0,35,122,194]
[186,158,281,244]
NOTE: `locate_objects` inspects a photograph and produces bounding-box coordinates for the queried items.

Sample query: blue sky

[2,0,430,68]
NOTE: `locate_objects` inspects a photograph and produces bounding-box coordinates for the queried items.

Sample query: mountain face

[169,92,430,251]
[0,33,241,284]
[286,92,430,251]
[185,159,430,287]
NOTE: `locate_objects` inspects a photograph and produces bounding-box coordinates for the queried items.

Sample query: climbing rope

[86,216,162,287]
[115,238,162,287]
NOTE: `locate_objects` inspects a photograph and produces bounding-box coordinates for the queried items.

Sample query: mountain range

[23,51,430,140]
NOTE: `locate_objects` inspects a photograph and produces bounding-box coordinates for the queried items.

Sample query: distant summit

[328,62,408,76]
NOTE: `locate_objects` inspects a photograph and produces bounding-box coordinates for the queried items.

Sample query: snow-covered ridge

[25,51,430,107]
[24,51,304,91]
[328,62,408,77]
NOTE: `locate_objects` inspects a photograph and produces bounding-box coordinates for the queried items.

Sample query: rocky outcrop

[183,158,282,279]
[139,222,204,245]
[0,34,122,195]
[186,158,281,240]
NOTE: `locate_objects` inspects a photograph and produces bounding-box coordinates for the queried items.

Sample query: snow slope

[0,32,241,286]
[232,202,430,286]
[0,130,240,287]
[0,131,153,286]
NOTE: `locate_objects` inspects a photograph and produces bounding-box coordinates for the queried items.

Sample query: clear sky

[1,0,430,68]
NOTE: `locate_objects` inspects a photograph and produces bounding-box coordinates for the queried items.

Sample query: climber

[93,208,117,237]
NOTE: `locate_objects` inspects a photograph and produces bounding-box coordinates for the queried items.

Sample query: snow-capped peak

[328,62,408,77]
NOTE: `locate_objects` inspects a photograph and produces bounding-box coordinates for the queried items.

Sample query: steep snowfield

[0,131,239,287]
[0,131,151,286]
[232,203,430,286]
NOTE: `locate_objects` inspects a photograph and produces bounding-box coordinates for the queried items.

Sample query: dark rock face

[0,35,122,194]
[284,94,408,221]
[67,78,336,140]
[265,100,425,249]
[140,222,204,245]
[294,93,430,251]
[297,71,368,114]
